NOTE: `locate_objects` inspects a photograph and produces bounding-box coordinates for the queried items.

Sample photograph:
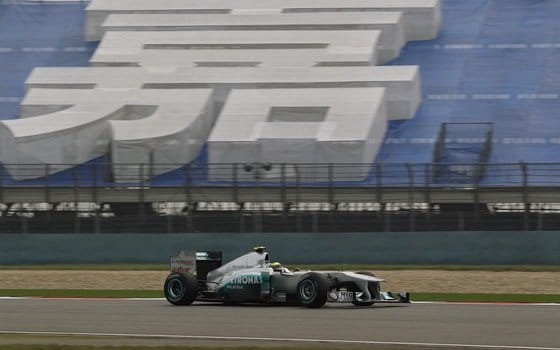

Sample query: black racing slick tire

[296,273,329,308]
[352,271,376,306]
[164,272,199,305]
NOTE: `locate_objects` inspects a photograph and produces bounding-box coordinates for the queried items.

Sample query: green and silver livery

[164,247,410,308]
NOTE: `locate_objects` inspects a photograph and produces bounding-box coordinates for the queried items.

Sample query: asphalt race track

[1,299,560,349]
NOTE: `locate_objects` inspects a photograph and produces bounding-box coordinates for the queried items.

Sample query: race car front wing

[328,290,410,303]
[377,291,410,303]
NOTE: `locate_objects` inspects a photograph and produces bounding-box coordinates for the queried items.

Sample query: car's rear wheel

[164,272,198,305]
[297,273,328,308]
[352,271,377,306]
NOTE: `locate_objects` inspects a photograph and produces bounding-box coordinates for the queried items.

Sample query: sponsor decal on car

[329,291,365,303]
[221,273,264,291]
[335,291,355,302]
[232,274,262,284]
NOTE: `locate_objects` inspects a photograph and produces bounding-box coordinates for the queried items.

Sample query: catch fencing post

[232,164,238,204]
[184,164,192,233]
[406,163,415,232]
[92,163,98,206]
[44,164,51,208]
[376,164,384,228]
[239,204,245,233]
[166,213,173,234]
[233,164,243,233]
[328,163,334,204]
[295,165,301,232]
[375,164,383,205]
[139,163,145,221]
[280,163,286,217]
[184,164,191,204]
[537,211,543,231]
[328,163,334,226]
[254,165,262,233]
[384,211,391,232]
[521,162,529,231]
[72,166,80,234]
[21,215,28,234]
[473,162,481,228]
[425,163,432,228]
[0,164,4,205]
[311,210,318,233]
[92,163,100,233]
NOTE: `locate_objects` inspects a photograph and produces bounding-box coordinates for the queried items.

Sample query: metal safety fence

[1,162,560,233]
[1,161,559,186]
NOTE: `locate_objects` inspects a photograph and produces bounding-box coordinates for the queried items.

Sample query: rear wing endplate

[170,250,196,273]
[170,250,223,280]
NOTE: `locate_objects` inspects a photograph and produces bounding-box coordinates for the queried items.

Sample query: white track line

[0,331,559,350]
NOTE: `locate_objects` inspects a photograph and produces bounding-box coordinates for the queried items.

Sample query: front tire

[297,273,329,308]
[164,272,198,305]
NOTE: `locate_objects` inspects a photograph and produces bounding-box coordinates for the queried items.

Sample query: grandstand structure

[1,0,560,233]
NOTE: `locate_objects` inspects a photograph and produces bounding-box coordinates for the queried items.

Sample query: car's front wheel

[164,272,198,305]
[297,273,328,308]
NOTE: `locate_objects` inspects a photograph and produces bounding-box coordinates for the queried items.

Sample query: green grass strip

[288,264,560,272]
[1,289,559,303]
[0,264,169,271]
[413,293,560,303]
[1,264,560,272]
[0,289,163,298]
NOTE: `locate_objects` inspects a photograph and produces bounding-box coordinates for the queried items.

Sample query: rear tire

[164,272,198,305]
[297,273,329,308]
[352,271,376,306]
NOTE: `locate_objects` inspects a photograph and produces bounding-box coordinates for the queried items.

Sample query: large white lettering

[0,89,213,181]
[208,87,387,181]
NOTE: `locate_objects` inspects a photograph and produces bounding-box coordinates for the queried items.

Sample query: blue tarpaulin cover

[1,0,559,186]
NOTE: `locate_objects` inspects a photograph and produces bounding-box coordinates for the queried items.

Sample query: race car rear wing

[170,250,222,281]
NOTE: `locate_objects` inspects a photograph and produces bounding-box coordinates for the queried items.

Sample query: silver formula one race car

[164,247,410,308]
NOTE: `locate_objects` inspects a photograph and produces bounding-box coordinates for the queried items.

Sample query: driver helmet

[270,262,283,272]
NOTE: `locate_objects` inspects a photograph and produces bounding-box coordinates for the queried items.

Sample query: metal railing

[1,161,559,188]
[1,161,560,233]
